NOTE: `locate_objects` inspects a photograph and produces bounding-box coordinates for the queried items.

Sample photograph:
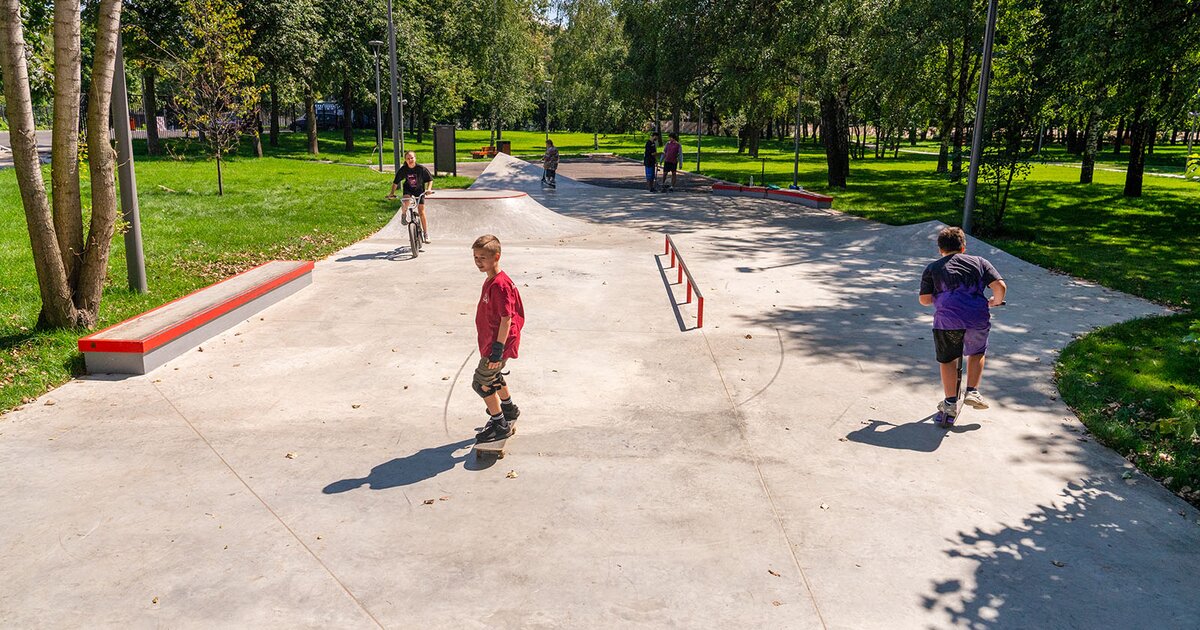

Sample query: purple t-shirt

[663,140,682,164]
[920,253,1002,330]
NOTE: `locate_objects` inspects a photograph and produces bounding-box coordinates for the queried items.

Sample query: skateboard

[472,425,516,459]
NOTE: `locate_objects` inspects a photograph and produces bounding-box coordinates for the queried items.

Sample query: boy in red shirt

[471,234,525,442]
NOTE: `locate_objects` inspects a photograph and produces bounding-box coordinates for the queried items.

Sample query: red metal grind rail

[663,235,705,328]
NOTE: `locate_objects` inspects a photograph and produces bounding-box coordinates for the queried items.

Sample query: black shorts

[662,161,677,174]
[933,327,990,363]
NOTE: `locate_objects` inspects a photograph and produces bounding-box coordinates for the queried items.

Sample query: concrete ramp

[373,188,594,242]
[469,152,599,194]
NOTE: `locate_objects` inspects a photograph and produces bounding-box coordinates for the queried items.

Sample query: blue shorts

[933,327,990,363]
[645,166,655,181]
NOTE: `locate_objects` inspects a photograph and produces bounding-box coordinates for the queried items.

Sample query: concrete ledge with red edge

[78,260,314,375]
[711,182,834,209]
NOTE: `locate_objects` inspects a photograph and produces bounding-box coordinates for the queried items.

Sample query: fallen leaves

[285,452,297,459]
[1051,560,1066,568]
[506,470,518,479]
[767,569,781,577]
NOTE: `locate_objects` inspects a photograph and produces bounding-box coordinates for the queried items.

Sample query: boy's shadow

[846,415,980,453]
[323,438,483,494]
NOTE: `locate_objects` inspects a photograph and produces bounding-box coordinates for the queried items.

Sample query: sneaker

[422,236,431,244]
[476,417,513,443]
[937,398,958,418]
[501,401,520,423]
[964,390,989,409]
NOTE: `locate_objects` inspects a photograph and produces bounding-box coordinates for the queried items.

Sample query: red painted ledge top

[768,188,835,202]
[78,260,314,354]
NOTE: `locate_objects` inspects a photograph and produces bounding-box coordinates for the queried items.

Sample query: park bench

[712,182,833,209]
[78,260,314,375]
[470,145,498,159]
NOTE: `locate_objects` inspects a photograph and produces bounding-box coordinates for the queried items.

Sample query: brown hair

[472,234,501,255]
[937,226,966,252]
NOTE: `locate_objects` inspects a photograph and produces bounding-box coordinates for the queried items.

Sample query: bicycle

[395,191,428,259]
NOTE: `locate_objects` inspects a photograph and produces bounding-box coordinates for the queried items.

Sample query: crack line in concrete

[443,350,476,438]
[700,331,829,629]
[151,383,385,629]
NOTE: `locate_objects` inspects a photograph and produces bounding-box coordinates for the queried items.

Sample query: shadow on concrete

[923,481,1200,628]
[334,246,414,263]
[846,416,980,452]
[322,438,475,493]
[653,253,690,332]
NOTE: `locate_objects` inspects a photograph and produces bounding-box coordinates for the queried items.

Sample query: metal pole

[696,98,702,172]
[962,0,998,235]
[110,34,147,293]
[398,70,406,155]
[370,42,384,172]
[792,75,802,189]
[544,80,551,140]
[386,0,400,171]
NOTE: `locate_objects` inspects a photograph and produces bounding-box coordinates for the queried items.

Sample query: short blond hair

[472,234,501,255]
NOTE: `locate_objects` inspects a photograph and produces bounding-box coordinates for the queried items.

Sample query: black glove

[488,342,505,363]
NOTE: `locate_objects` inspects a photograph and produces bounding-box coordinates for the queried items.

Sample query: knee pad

[471,378,497,398]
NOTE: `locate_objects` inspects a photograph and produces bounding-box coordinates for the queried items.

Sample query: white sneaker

[964,390,989,409]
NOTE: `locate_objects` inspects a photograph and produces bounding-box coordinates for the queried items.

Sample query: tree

[317,0,382,152]
[552,0,630,146]
[0,0,123,328]
[173,0,263,194]
[124,0,185,155]
[241,0,321,148]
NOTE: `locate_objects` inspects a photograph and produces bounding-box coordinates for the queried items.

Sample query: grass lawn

[0,144,469,412]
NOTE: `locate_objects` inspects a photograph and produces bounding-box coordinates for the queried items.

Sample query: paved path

[1,155,1197,627]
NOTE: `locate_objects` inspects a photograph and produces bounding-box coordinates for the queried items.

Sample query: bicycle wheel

[408,217,420,259]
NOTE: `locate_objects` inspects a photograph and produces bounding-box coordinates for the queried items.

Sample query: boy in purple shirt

[919,227,1007,422]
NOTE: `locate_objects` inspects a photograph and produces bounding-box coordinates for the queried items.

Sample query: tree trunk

[1066,119,1078,154]
[306,95,318,154]
[671,105,681,135]
[216,152,224,196]
[52,0,84,287]
[0,0,81,327]
[748,124,760,158]
[1146,123,1156,155]
[269,82,279,147]
[937,41,955,173]
[820,87,850,189]
[950,27,972,182]
[1124,109,1150,197]
[342,81,354,151]
[143,68,161,155]
[1080,108,1099,184]
[74,0,124,325]
[253,118,264,158]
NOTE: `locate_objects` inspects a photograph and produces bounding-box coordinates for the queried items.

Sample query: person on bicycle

[387,150,433,244]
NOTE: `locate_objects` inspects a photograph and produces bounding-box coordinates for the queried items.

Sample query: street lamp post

[792,74,803,189]
[962,0,999,235]
[386,0,401,171]
[1188,111,1197,158]
[696,96,702,173]
[369,40,384,173]
[543,80,552,140]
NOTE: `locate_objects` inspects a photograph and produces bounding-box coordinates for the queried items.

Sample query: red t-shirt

[476,271,524,359]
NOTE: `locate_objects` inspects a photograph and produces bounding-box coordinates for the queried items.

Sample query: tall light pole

[792,74,803,189]
[543,79,552,140]
[369,40,384,173]
[386,0,401,171]
[1188,111,1197,158]
[962,0,999,235]
[111,33,147,293]
[398,69,406,155]
[696,96,702,173]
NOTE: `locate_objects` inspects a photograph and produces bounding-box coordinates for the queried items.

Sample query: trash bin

[496,140,511,155]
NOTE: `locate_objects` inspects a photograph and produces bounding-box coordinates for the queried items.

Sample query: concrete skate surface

[2,154,1197,628]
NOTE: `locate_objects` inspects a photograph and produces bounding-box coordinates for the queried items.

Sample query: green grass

[0,145,469,412]
[1057,315,1200,503]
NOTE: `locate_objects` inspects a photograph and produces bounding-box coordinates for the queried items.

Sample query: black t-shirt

[393,163,432,196]
[643,140,658,167]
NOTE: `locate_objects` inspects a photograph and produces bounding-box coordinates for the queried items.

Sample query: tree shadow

[846,416,981,452]
[923,480,1200,628]
[322,438,478,493]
